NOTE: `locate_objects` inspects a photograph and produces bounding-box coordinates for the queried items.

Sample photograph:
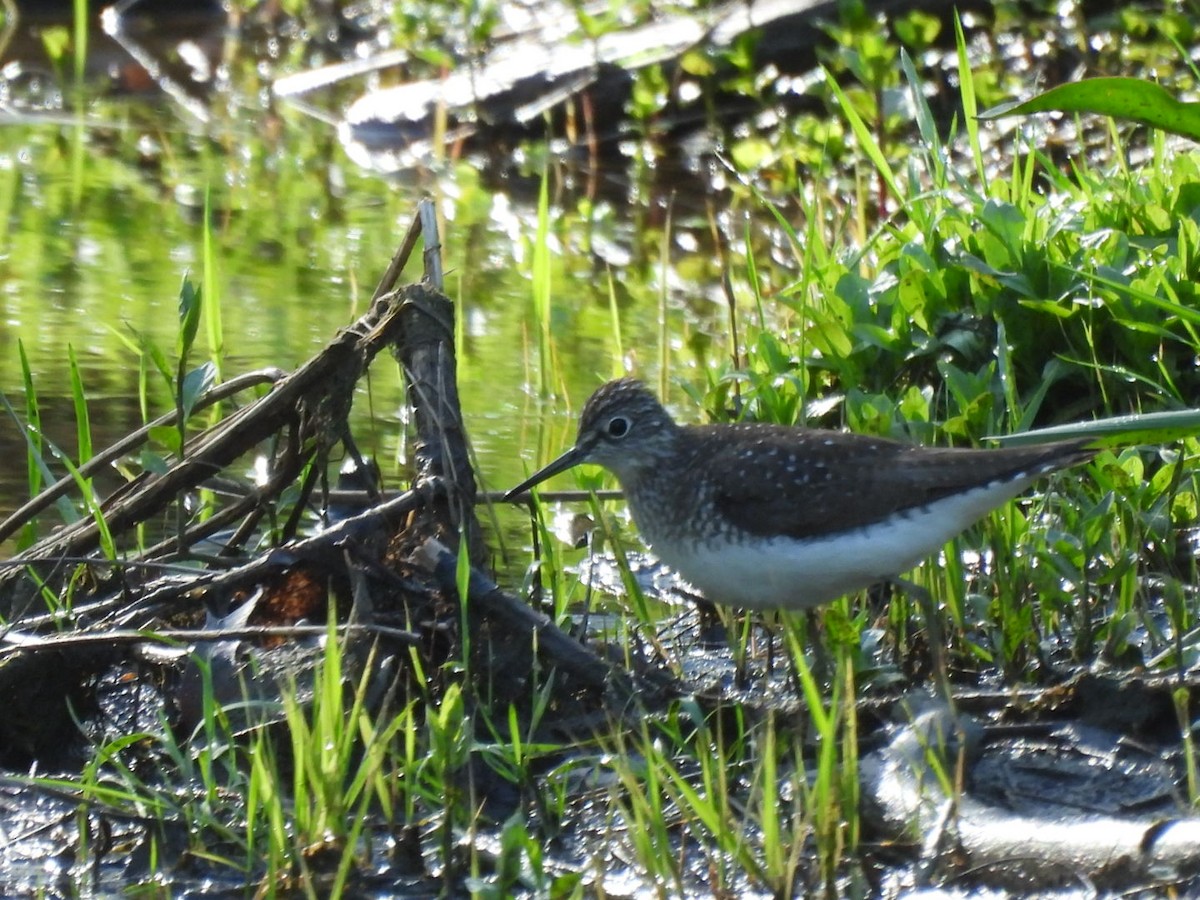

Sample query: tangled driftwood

[0,200,655,765]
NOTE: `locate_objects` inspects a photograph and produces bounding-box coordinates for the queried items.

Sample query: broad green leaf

[149,425,181,455]
[177,276,202,360]
[981,77,1200,143]
[180,362,217,422]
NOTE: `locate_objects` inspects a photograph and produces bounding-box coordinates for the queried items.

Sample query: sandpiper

[505,379,1092,610]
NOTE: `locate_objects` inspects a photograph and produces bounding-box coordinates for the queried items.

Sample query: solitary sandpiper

[505,379,1093,610]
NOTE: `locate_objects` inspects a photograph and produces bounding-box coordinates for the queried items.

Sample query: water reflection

[1,0,226,114]
[0,2,740,575]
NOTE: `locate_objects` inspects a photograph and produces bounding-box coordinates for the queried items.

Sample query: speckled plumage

[506,379,1093,610]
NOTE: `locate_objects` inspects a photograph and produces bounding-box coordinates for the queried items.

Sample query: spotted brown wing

[697,425,1090,541]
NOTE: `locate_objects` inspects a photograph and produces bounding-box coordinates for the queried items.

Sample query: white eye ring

[606,415,631,439]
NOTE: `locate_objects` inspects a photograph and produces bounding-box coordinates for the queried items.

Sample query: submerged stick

[0,368,285,545]
[414,537,650,712]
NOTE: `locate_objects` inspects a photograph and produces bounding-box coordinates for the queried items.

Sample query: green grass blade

[991,407,1200,447]
[18,341,44,500]
[901,48,944,186]
[954,11,986,185]
[532,166,553,396]
[72,0,87,86]
[457,529,472,675]
[606,268,624,378]
[48,439,116,559]
[202,184,224,383]
[67,344,93,464]
[823,67,903,208]
[0,390,80,525]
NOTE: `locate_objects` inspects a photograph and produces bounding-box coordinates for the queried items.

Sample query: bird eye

[605,415,630,439]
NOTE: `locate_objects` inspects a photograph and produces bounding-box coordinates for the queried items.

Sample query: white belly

[645,480,1034,610]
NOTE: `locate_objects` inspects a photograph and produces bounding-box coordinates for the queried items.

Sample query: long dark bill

[503,446,589,500]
